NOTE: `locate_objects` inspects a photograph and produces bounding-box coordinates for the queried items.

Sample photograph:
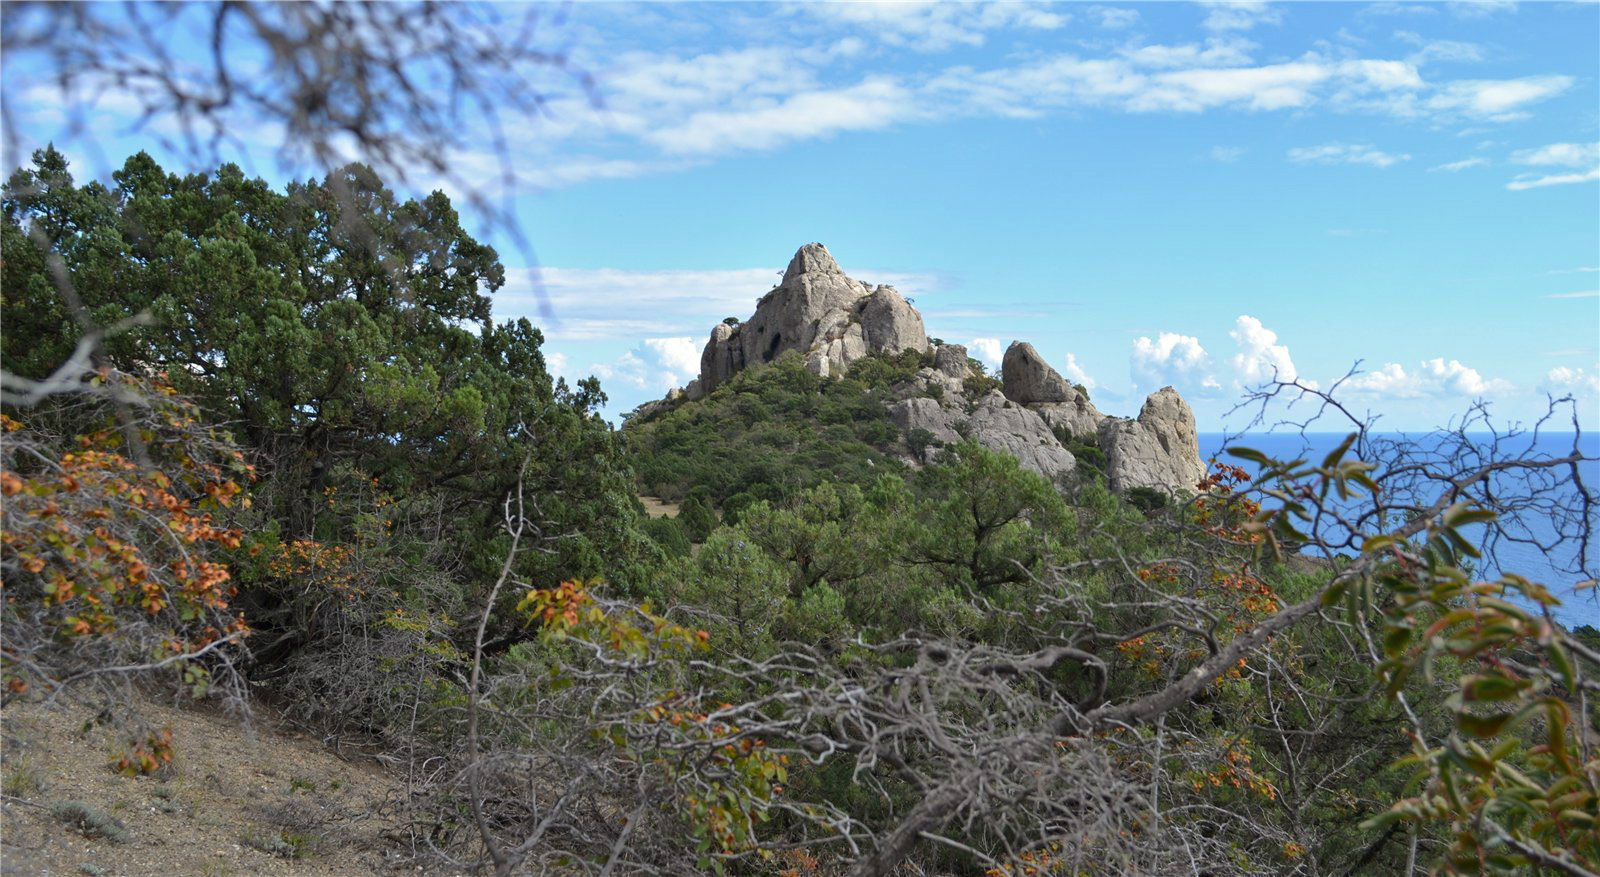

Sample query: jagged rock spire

[782,242,841,283]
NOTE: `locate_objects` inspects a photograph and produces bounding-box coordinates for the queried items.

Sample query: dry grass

[0,694,407,876]
[637,495,681,518]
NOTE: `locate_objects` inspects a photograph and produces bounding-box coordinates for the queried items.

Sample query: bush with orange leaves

[1,369,253,765]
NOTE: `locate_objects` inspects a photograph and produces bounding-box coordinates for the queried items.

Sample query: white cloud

[1288,142,1411,167]
[969,337,1003,368]
[1132,331,1220,394]
[1062,352,1097,391]
[1088,6,1140,29]
[644,337,702,379]
[1542,366,1600,396]
[1229,315,1302,386]
[1211,145,1246,162]
[589,350,653,391]
[496,263,941,341]
[1428,157,1488,172]
[1506,169,1600,191]
[1448,1,1517,19]
[647,78,917,155]
[546,351,569,378]
[1394,31,1485,65]
[1425,75,1572,121]
[800,1,1067,52]
[1544,290,1600,299]
[1344,358,1512,398]
[1512,142,1600,167]
[1200,1,1284,32]
[1506,144,1600,190]
[1118,37,1257,70]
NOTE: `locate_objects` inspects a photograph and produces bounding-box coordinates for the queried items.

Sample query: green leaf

[1226,447,1272,465]
[1321,432,1358,468]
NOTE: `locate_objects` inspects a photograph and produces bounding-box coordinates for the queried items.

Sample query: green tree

[2,148,649,636]
[902,441,1074,595]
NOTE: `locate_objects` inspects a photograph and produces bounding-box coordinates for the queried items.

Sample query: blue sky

[6,1,1598,431]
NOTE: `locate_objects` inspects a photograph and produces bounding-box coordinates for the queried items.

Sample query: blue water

[1198,433,1600,628]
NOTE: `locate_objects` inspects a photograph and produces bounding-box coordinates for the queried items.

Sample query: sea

[1197,432,1600,629]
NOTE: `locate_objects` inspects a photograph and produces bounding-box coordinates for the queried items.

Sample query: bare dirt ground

[637,496,681,519]
[1,693,420,877]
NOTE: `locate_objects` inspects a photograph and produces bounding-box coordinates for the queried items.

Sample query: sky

[5,1,1599,432]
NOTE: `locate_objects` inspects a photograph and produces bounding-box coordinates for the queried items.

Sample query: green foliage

[642,515,693,558]
[626,352,913,507]
[1125,486,1171,513]
[901,441,1074,595]
[678,495,719,542]
[2,148,652,642]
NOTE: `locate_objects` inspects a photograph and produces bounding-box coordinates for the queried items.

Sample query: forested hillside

[3,151,1597,877]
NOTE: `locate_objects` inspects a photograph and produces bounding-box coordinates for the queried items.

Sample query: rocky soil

[1,694,417,877]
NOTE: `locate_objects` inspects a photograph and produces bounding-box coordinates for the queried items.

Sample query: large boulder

[1002,341,1076,405]
[934,343,972,380]
[861,286,927,356]
[999,341,1104,439]
[700,322,745,392]
[697,243,927,392]
[1097,387,1205,496]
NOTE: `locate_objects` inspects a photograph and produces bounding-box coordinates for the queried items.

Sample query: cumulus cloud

[1062,353,1097,391]
[1229,315,1304,386]
[1542,366,1600,396]
[1210,145,1246,162]
[1132,332,1219,394]
[1288,142,1411,167]
[1344,358,1512,398]
[643,337,702,385]
[969,337,1004,368]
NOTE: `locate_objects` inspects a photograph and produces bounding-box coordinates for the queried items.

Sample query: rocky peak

[662,244,1206,498]
[782,242,841,283]
[690,244,927,396]
[1096,386,1205,496]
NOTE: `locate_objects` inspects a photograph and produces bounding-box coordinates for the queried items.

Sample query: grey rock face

[1002,341,1077,405]
[861,286,928,356]
[1097,387,1205,496]
[889,391,1075,480]
[934,344,972,380]
[1030,398,1105,442]
[967,391,1077,480]
[697,243,927,393]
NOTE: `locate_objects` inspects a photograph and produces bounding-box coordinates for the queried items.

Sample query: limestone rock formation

[653,243,1208,497]
[888,390,1076,481]
[1002,341,1076,404]
[1097,387,1206,496]
[934,344,972,380]
[696,244,928,393]
[1000,342,1104,439]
